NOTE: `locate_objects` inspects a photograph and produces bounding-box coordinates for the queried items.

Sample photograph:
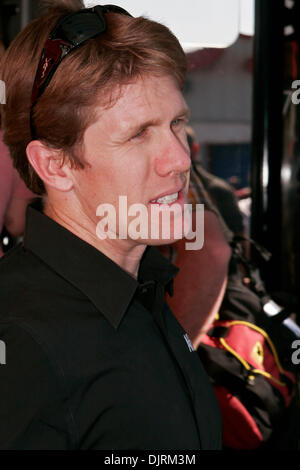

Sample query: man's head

[0,2,187,195]
[1,2,191,249]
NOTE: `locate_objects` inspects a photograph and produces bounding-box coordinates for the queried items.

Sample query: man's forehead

[96,75,188,131]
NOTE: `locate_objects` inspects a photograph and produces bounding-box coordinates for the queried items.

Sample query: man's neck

[43,199,146,279]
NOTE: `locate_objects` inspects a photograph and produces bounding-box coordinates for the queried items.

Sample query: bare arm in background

[4,197,33,238]
[166,210,231,350]
[0,131,35,240]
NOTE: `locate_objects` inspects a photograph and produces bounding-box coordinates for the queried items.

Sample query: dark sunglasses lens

[53,5,132,46]
[54,11,107,45]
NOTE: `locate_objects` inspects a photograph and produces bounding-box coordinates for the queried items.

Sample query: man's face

[71,74,191,247]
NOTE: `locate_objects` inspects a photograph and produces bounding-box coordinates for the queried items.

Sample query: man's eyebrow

[125,118,160,136]
[177,107,190,119]
[182,108,191,119]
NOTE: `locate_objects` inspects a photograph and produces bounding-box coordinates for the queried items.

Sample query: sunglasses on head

[30,4,132,139]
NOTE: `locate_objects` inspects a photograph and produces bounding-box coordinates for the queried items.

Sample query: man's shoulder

[1,242,40,269]
[0,243,79,320]
[0,243,99,378]
[0,243,57,292]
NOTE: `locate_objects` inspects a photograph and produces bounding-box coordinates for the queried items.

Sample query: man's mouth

[150,192,179,204]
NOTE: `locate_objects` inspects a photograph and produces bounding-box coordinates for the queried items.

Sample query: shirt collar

[24,204,178,328]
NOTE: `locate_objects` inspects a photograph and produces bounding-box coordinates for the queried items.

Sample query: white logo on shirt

[183,333,195,352]
[0,340,6,365]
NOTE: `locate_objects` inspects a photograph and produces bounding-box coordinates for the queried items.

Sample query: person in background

[0,133,35,256]
[186,126,245,238]
[162,127,233,347]
[188,126,250,259]
[164,125,253,345]
[0,40,35,256]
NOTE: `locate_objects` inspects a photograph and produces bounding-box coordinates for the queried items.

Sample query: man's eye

[132,128,147,139]
[171,118,184,128]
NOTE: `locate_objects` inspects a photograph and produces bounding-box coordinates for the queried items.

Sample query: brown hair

[0,2,187,194]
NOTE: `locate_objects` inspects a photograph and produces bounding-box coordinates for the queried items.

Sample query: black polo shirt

[0,205,222,450]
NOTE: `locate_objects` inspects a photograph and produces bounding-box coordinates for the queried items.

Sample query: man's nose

[154,133,191,177]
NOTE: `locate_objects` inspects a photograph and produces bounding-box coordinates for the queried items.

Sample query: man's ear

[26,140,73,192]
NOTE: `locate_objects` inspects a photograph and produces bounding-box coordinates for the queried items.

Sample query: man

[0,2,222,450]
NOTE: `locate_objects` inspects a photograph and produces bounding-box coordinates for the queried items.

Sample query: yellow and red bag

[199,316,296,449]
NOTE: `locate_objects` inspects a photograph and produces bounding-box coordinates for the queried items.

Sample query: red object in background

[213,385,262,449]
